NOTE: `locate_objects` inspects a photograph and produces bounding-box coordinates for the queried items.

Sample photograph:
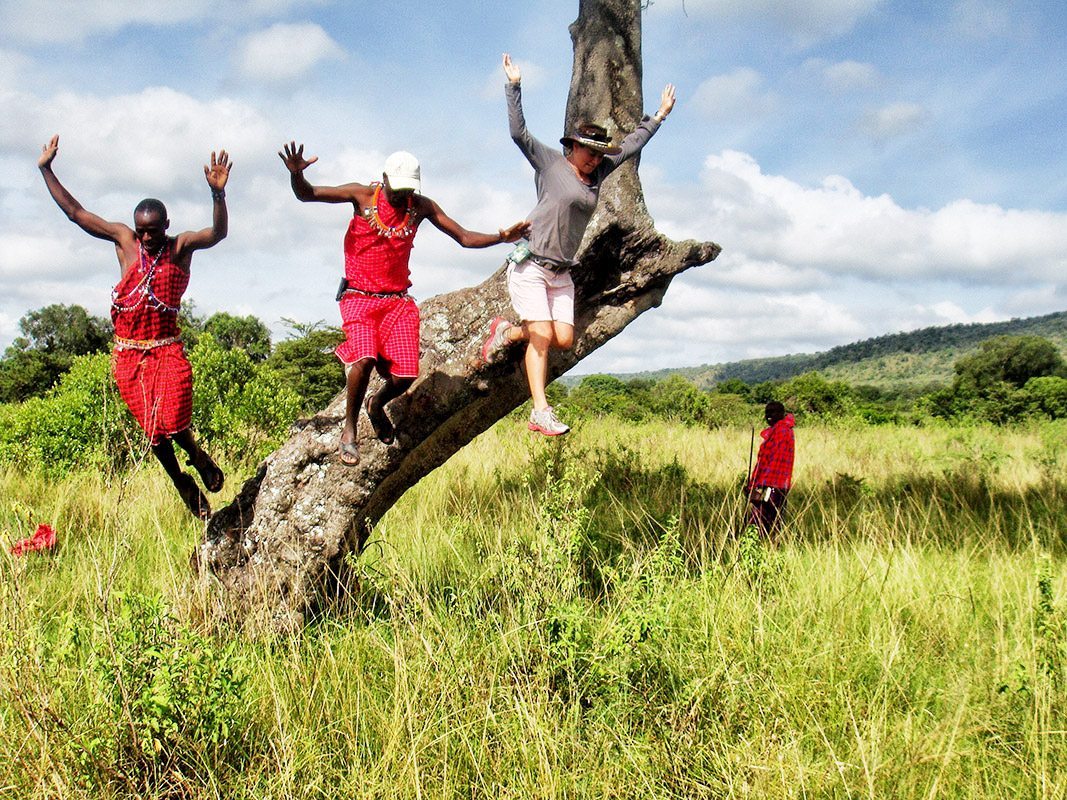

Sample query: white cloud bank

[237,23,345,83]
[690,150,1067,286]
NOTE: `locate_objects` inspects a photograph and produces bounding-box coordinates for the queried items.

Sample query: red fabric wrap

[112,342,193,445]
[110,241,193,444]
[335,294,420,378]
[335,184,423,375]
[111,241,188,339]
[342,184,419,293]
[750,413,796,491]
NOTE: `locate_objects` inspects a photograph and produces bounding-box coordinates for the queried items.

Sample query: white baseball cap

[383,151,421,193]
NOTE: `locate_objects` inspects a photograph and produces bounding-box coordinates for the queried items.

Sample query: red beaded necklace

[365,183,415,239]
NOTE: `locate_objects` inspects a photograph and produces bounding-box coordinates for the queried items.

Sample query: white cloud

[692,68,777,120]
[237,23,345,83]
[692,149,1067,285]
[0,0,327,44]
[858,101,926,140]
[648,0,884,46]
[803,58,880,92]
[1,86,275,196]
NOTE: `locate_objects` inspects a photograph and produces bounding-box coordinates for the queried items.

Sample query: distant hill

[572,310,1067,392]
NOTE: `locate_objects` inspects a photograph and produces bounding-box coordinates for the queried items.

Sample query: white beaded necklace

[111,241,181,314]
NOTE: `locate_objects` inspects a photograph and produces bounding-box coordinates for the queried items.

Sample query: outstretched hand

[657,84,676,120]
[204,150,231,191]
[502,53,521,84]
[38,134,59,169]
[278,141,318,174]
[499,220,531,243]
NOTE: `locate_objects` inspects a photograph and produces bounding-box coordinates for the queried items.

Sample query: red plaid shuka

[750,413,795,491]
[335,184,423,376]
[110,240,193,445]
[342,183,420,293]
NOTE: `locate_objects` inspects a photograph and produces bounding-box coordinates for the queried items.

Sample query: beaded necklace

[111,241,181,314]
[364,182,416,239]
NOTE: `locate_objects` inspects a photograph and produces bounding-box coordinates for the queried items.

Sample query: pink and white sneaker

[528,406,570,436]
[482,316,514,363]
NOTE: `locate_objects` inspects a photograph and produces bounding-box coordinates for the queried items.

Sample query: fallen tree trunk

[195,0,720,633]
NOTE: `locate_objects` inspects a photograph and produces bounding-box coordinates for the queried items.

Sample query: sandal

[187,450,224,493]
[339,439,360,467]
[175,473,211,520]
[364,393,395,445]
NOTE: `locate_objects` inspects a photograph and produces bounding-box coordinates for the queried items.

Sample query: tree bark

[194,0,720,634]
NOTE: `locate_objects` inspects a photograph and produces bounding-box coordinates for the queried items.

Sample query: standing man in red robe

[746,401,795,539]
[38,135,230,519]
[278,142,528,465]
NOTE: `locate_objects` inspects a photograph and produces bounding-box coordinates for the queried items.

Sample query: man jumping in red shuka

[279,142,529,466]
[38,135,230,520]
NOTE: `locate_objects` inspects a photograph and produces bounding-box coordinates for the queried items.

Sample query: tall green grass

[1,418,1065,798]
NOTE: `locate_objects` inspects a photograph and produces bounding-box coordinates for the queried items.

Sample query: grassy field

[2,417,1066,798]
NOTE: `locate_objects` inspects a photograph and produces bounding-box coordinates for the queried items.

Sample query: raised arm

[176,149,232,253]
[37,135,129,243]
[417,195,530,249]
[603,83,677,172]
[278,141,364,204]
[503,54,558,170]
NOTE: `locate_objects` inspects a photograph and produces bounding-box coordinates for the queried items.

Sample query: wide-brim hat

[560,123,622,155]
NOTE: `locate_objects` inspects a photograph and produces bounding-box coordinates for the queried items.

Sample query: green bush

[73,593,256,794]
[190,334,302,463]
[0,353,138,477]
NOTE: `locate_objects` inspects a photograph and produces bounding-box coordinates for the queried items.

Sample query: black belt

[529,255,571,273]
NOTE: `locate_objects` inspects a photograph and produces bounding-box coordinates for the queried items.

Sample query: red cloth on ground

[110,240,193,444]
[10,523,57,556]
[335,183,423,375]
[750,413,795,491]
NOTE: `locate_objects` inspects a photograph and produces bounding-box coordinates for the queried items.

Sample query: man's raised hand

[204,150,232,190]
[38,135,60,170]
[278,142,318,174]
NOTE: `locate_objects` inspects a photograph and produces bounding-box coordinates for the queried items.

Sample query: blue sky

[1,0,1065,374]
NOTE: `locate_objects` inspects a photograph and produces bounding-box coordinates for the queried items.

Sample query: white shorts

[506,259,574,325]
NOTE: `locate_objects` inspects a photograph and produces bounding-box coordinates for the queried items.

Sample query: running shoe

[481,317,513,363]
[528,405,570,436]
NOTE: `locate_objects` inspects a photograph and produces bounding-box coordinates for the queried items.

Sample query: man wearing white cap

[279,142,529,465]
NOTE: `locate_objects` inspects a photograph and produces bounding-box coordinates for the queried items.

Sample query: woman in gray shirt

[483,53,676,436]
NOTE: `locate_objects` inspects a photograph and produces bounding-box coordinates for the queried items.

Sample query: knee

[555,331,574,350]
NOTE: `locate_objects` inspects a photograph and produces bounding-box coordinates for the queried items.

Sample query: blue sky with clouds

[1,0,1065,374]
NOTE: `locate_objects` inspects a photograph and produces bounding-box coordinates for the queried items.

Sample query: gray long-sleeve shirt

[506,81,660,270]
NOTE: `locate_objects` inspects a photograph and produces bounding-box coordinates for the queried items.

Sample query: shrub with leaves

[79,593,256,794]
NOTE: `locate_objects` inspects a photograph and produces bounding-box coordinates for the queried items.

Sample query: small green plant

[78,592,257,793]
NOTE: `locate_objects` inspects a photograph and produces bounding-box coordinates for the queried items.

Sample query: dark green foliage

[0,353,139,476]
[928,335,1067,423]
[775,372,854,417]
[70,594,256,794]
[0,304,112,402]
[263,319,346,413]
[954,335,1065,392]
[189,333,302,463]
[202,311,272,361]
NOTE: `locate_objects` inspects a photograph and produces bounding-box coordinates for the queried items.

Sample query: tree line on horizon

[0,302,1065,478]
